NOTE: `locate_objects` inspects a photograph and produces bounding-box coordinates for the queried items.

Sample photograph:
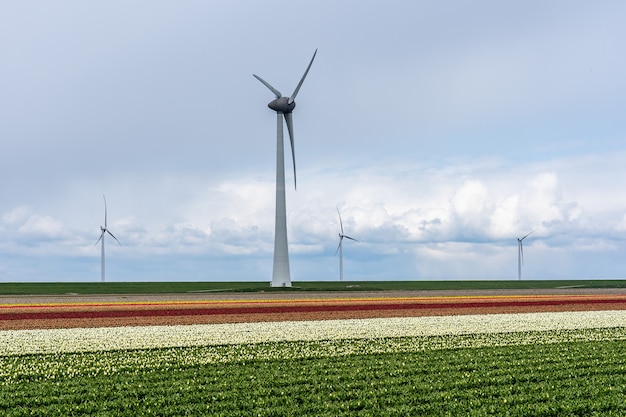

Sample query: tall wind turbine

[335,209,358,282]
[254,49,317,287]
[516,231,534,280]
[95,194,120,282]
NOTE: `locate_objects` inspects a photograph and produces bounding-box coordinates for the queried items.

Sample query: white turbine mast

[253,50,317,287]
[516,230,534,280]
[335,208,358,282]
[95,194,121,282]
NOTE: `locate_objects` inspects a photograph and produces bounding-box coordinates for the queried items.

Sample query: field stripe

[2,297,626,321]
[3,293,624,308]
[2,310,626,356]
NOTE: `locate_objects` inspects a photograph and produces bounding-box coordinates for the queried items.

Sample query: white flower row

[4,328,626,385]
[2,310,626,356]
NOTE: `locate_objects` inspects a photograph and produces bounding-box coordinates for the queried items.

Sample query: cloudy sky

[2,1,626,282]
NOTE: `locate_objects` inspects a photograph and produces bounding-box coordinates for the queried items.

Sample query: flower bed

[2,310,626,356]
[2,293,626,330]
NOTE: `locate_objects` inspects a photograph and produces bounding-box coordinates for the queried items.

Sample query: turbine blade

[95,230,105,246]
[334,237,343,256]
[344,235,358,242]
[103,194,107,228]
[253,74,282,98]
[337,208,344,234]
[521,230,535,240]
[288,49,317,104]
[284,112,297,190]
[107,230,121,246]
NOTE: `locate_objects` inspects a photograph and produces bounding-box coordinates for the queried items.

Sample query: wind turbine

[254,49,317,287]
[516,231,534,280]
[335,209,358,282]
[95,194,120,282]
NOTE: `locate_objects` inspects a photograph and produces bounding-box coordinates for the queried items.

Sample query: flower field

[1,291,626,415]
[2,292,626,330]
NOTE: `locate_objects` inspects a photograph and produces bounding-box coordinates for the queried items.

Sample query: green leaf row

[2,328,626,416]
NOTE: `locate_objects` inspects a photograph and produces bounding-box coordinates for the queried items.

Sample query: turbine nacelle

[268,97,296,113]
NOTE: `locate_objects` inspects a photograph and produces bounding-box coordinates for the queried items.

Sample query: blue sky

[2,1,626,282]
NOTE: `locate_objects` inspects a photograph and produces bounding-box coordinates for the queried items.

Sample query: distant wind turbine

[95,195,120,282]
[516,231,534,280]
[254,49,317,287]
[335,209,358,282]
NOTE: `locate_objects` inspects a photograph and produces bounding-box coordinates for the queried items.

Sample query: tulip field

[2,289,626,415]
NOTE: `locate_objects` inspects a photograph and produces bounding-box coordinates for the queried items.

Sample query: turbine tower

[516,231,534,280]
[254,50,317,287]
[335,208,358,282]
[95,194,120,282]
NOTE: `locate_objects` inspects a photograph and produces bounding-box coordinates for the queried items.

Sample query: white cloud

[3,150,625,281]
[450,180,491,237]
[18,215,64,238]
[2,206,32,225]
[489,195,521,238]
[2,206,65,241]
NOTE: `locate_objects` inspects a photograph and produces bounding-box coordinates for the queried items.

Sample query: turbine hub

[268,97,295,113]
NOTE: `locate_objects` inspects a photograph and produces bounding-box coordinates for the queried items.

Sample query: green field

[2,279,626,295]
[2,335,625,416]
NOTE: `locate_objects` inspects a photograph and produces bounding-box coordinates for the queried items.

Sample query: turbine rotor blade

[253,74,282,98]
[95,230,105,246]
[288,49,317,105]
[103,194,108,228]
[107,230,121,246]
[334,237,343,256]
[284,112,297,190]
[521,230,535,240]
[337,208,344,234]
[344,235,358,242]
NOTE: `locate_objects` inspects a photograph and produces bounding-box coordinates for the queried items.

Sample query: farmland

[1,284,626,415]
[2,323,626,416]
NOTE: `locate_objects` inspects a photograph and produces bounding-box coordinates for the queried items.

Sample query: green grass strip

[2,279,626,295]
